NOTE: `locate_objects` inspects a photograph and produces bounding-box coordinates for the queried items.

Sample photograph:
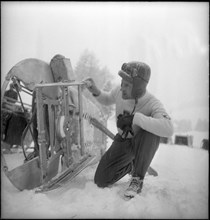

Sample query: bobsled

[1,55,108,192]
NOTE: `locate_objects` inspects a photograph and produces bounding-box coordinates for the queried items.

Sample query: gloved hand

[83,78,101,97]
[117,114,134,131]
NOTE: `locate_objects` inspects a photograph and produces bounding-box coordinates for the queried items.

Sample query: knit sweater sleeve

[95,86,119,106]
[133,100,174,137]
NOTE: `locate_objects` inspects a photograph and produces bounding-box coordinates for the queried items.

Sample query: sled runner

[1,55,107,192]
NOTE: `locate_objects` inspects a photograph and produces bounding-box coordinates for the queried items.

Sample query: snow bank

[1,142,208,219]
[1,116,208,219]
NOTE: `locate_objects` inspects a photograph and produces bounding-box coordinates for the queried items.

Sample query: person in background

[84,61,174,199]
[1,83,19,153]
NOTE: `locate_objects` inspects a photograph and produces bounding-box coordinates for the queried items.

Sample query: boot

[124,176,143,199]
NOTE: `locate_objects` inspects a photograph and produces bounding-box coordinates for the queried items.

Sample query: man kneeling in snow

[84,61,174,199]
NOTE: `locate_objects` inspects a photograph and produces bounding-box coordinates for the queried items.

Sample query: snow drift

[1,118,209,219]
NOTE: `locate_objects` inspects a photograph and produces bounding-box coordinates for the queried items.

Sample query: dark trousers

[94,129,160,187]
[2,112,27,146]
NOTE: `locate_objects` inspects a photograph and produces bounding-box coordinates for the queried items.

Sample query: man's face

[120,79,133,99]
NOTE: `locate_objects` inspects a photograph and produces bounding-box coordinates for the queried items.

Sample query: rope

[12,78,37,160]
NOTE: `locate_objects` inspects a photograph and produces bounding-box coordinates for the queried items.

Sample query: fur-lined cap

[118,61,151,83]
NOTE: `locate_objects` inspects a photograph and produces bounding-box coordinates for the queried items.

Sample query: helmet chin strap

[130,88,146,115]
[131,97,138,115]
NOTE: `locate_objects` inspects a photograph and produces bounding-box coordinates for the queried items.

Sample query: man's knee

[134,129,160,145]
[94,158,115,188]
[94,171,109,188]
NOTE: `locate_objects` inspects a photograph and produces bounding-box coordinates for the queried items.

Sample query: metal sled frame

[34,81,94,192]
[2,81,96,191]
[1,66,96,192]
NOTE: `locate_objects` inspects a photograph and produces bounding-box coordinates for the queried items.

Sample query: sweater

[95,85,174,138]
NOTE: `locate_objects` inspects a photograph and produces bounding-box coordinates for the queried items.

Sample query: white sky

[1,1,209,124]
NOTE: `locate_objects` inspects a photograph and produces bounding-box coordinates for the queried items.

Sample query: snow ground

[1,119,209,219]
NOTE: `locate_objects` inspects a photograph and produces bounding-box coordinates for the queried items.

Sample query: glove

[83,78,101,97]
[117,114,134,131]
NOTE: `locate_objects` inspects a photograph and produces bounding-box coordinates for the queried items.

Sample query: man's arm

[133,98,174,137]
[84,78,117,106]
[133,112,174,137]
[95,88,118,106]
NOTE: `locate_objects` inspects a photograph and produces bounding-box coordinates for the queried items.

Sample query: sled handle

[35,81,85,88]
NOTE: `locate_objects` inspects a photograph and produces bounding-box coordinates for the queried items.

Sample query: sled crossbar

[35,81,85,88]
